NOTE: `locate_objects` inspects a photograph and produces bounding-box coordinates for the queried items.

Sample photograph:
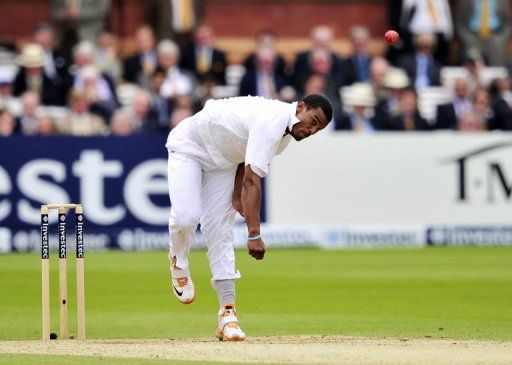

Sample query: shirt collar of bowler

[287,101,300,133]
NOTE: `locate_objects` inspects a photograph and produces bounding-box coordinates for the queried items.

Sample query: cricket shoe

[215,305,246,341]
[169,256,195,304]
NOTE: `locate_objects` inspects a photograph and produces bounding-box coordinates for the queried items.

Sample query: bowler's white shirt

[166,96,299,177]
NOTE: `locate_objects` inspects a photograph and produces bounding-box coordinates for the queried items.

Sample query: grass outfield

[0,247,511,342]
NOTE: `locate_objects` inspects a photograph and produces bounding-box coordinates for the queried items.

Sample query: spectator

[52,0,112,61]
[291,25,345,94]
[399,33,441,91]
[148,0,204,47]
[129,89,160,132]
[157,40,196,100]
[13,44,65,106]
[38,115,58,135]
[0,109,18,136]
[123,25,158,85]
[435,78,473,129]
[33,23,70,96]
[388,87,431,130]
[238,47,287,98]
[337,83,378,132]
[0,69,22,117]
[17,91,42,135]
[180,24,228,85]
[95,31,122,84]
[488,79,512,130]
[369,57,391,102]
[462,49,486,93]
[457,88,493,131]
[110,108,135,136]
[57,90,108,135]
[344,26,373,85]
[243,29,287,79]
[149,68,172,129]
[456,0,511,66]
[302,74,342,132]
[374,68,410,128]
[170,107,193,129]
[388,0,453,65]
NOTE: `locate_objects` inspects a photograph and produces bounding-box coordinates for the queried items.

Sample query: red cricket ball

[385,30,400,45]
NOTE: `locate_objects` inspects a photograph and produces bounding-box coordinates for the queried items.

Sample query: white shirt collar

[288,102,299,131]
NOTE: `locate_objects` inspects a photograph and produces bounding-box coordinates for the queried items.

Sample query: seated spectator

[369,57,390,102]
[110,108,135,136]
[95,31,122,84]
[129,89,160,132]
[33,22,71,99]
[456,88,493,131]
[457,113,484,132]
[38,115,57,135]
[374,68,410,128]
[123,25,158,85]
[302,74,342,132]
[399,33,441,91]
[13,44,66,106]
[291,25,344,94]
[337,83,378,132]
[170,106,193,130]
[75,65,118,121]
[388,87,431,131]
[463,49,486,93]
[0,109,18,136]
[157,40,196,100]
[436,78,473,129]
[344,26,373,85]
[180,24,228,85]
[243,29,287,79]
[56,90,108,135]
[238,47,287,98]
[17,91,43,135]
[0,69,22,117]
[149,68,172,129]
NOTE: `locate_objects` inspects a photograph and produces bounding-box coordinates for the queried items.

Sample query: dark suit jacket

[399,54,441,87]
[238,70,287,97]
[489,97,512,130]
[147,0,204,41]
[389,111,431,131]
[13,69,66,106]
[123,54,143,83]
[435,103,457,130]
[334,113,380,131]
[179,45,227,85]
[344,55,373,85]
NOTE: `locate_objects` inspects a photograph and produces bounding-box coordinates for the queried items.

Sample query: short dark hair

[301,94,333,123]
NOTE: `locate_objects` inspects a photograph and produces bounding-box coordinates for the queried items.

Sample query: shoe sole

[215,328,245,342]
[174,293,195,304]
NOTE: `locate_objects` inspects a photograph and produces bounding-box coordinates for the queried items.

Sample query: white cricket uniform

[165,96,299,282]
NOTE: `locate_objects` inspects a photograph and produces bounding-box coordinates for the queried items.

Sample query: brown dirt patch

[1,336,511,364]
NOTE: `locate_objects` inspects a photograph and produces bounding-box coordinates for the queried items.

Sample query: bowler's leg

[167,151,202,303]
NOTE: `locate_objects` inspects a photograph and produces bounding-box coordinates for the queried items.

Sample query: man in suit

[344,26,373,86]
[148,0,204,47]
[291,25,345,94]
[13,44,66,106]
[388,87,431,130]
[456,0,511,66]
[180,24,228,85]
[123,25,158,85]
[243,29,287,80]
[435,77,472,129]
[399,33,441,91]
[239,48,287,98]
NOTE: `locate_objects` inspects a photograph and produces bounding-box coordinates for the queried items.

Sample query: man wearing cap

[165,94,332,341]
[13,44,66,106]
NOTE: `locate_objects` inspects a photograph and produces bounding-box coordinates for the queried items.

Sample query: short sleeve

[245,122,282,178]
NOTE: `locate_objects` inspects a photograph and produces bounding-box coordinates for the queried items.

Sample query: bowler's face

[290,101,329,141]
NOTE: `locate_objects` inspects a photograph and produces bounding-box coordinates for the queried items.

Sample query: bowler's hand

[247,238,265,260]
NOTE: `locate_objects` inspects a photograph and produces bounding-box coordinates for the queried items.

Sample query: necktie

[427,0,440,26]
[197,48,210,74]
[143,54,155,75]
[180,0,195,32]
[404,117,415,131]
[479,0,491,39]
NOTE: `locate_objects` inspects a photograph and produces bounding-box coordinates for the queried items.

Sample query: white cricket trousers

[167,151,241,283]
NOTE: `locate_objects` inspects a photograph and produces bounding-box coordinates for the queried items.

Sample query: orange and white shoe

[215,305,246,341]
[169,255,195,304]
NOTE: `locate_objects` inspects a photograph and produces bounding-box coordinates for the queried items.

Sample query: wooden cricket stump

[41,204,85,341]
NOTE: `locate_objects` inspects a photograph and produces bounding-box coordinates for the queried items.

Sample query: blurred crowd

[1,0,512,137]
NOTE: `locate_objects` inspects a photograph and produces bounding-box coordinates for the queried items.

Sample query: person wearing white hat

[373,68,411,129]
[338,83,379,132]
[13,44,66,106]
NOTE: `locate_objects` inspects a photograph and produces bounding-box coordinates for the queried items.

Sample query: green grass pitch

[0,247,511,343]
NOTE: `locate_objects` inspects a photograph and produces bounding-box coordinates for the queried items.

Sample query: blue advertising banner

[0,135,170,253]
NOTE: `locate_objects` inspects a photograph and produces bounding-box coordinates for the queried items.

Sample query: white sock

[214,279,235,307]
